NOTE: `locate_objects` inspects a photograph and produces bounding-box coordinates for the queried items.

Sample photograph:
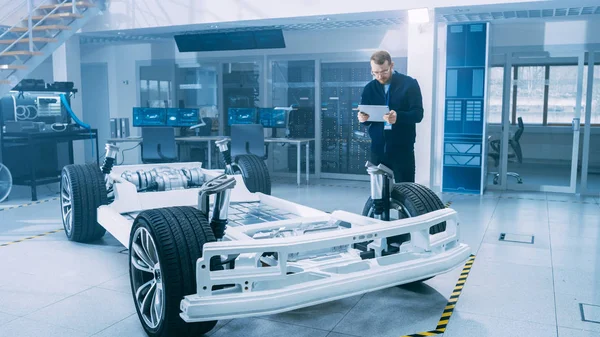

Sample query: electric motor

[120,166,205,192]
[156,170,188,191]
[182,167,205,187]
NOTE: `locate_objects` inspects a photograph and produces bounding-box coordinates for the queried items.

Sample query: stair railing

[0,0,81,56]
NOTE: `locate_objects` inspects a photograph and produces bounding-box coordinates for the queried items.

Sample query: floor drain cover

[499,233,534,244]
[580,303,600,324]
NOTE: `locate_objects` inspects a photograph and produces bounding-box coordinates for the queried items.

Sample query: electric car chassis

[59,144,470,337]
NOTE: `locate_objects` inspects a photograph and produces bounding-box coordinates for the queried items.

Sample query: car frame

[59,144,470,337]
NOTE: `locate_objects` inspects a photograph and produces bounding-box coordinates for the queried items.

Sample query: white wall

[82,0,552,32]
[491,19,600,47]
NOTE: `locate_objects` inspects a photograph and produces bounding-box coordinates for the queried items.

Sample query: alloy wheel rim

[61,174,73,235]
[131,227,165,329]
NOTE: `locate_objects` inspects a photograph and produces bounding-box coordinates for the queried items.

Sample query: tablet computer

[357,105,389,122]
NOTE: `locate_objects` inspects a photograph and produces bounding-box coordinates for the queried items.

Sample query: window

[515,66,545,124]
[488,63,598,126]
[488,66,513,124]
[140,79,172,108]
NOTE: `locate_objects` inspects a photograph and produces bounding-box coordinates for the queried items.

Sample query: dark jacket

[360,71,424,158]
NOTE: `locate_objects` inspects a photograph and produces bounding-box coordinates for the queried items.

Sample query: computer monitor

[133,107,167,127]
[166,108,200,127]
[228,108,257,126]
[259,108,287,128]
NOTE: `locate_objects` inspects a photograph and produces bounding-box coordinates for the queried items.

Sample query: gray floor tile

[325,333,360,337]
[332,285,448,337]
[89,314,146,337]
[95,273,131,295]
[89,314,231,337]
[443,311,557,337]
[263,295,362,330]
[0,271,92,316]
[475,242,552,268]
[0,317,90,337]
[0,311,18,327]
[454,261,556,326]
[550,234,600,254]
[555,293,600,333]
[25,287,136,335]
[210,317,329,337]
[558,327,600,337]
[552,248,600,274]
[554,269,600,303]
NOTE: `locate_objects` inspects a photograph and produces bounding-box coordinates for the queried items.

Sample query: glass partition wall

[486,50,598,194]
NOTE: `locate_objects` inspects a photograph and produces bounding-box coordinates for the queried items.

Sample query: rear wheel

[60,164,107,242]
[129,206,218,337]
[232,154,271,195]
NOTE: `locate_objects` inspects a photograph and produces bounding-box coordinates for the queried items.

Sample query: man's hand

[383,110,397,124]
[358,111,369,123]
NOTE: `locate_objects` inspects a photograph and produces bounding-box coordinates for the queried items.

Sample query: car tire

[60,163,107,242]
[129,206,219,337]
[232,154,271,195]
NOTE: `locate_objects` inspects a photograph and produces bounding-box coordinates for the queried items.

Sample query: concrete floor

[0,179,599,337]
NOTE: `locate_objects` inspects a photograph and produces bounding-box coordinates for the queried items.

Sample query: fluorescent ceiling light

[408,8,430,23]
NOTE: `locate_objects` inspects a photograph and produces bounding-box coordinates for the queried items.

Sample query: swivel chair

[141,127,178,163]
[487,117,524,185]
[230,124,267,159]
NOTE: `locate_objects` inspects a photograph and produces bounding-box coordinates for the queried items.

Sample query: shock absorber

[215,138,234,174]
[101,144,120,174]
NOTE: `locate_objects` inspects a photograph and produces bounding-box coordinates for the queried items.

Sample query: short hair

[370,50,392,65]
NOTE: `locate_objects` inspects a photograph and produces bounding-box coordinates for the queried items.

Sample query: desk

[175,136,228,170]
[264,138,314,186]
[107,136,315,186]
[3,128,99,201]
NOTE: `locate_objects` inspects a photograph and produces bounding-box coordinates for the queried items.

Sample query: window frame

[490,61,600,126]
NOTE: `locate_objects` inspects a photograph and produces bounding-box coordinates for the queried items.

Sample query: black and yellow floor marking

[0,228,64,248]
[444,201,453,208]
[401,254,476,337]
[0,197,59,212]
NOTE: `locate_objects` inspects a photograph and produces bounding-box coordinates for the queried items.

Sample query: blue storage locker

[442,23,489,194]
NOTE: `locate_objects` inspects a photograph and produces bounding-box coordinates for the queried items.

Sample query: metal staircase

[0,0,103,96]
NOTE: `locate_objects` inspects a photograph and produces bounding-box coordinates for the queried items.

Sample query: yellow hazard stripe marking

[400,254,476,337]
[0,228,64,248]
[0,197,59,212]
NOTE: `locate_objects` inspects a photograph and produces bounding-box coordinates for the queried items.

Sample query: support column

[53,37,86,165]
[407,21,435,187]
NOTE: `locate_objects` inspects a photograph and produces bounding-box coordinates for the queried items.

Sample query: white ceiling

[78,1,600,44]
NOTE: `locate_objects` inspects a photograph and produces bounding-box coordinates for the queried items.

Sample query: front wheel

[361,183,447,282]
[129,207,218,337]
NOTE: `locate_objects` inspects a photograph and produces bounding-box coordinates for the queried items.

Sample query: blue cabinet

[442,23,489,194]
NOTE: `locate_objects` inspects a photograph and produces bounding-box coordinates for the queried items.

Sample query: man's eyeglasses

[371,68,391,76]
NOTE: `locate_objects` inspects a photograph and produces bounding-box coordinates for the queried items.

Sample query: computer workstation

[109,106,314,185]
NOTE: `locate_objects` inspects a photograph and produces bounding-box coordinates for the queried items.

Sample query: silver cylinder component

[156,170,188,191]
[104,144,120,160]
[182,167,205,187]
[215,138,229,152]
[121,170,141,189]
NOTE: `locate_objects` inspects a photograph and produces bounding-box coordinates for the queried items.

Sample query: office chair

[230,124,267,159]
[141,127,178,163]
[488,117,524,184]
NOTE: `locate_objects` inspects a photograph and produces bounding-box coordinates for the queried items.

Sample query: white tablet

[357,105,390,122]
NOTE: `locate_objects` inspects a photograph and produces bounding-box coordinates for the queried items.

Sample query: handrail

[0,0,83,56]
